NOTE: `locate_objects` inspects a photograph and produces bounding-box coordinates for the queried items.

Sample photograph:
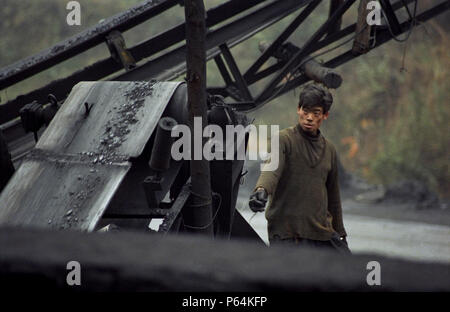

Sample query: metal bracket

[105,30,136,71]
[352,0,374,55]
[379,0,402,36]
[219,44,253,102]
[158,179,191,235]
[142,174,163,209]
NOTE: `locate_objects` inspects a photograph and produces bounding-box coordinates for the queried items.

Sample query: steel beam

[326,0,345,38]
[243,0,321,81]
[0,0,292,124]
[158,179,191,235]
[0,0,180,90]
[114,0,307,82]
[219,44,253,102]
[379,0,402,36]
[206,0,421,108]
[214,55,233,87]
[257,1,450,105]
[256,0,357,103]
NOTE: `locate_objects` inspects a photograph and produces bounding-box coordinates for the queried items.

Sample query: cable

[259,0,419,107]
[381,0,418,72]
[382,0,417,43]
[183,192,222,230]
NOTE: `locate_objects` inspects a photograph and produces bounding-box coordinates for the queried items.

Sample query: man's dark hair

[298,83,333,113]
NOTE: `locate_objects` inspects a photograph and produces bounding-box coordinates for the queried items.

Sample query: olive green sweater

[255,124,346,242]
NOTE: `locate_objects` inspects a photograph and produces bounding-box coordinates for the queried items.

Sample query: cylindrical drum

[149,117,178,172]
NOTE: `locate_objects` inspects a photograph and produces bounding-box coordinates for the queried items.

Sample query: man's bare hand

[249,188,268,212]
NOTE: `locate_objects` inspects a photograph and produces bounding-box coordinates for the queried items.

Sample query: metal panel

[0,81,182,230]
[0,150,130,231]
[36,81,182,157]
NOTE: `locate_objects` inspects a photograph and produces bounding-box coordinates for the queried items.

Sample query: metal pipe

[184,0,213,236]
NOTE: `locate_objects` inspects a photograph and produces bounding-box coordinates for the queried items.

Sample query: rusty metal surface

[0,81,182,230]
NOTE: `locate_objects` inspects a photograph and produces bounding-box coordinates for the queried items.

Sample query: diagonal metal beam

[243,0,417,86]
[256,0,357,103]
[326,0,345,38]
[219,44,253,101]
[0,0,271,91]
[114,0,306,82]
[204,0,427,104]
[0,0,275,124]
[0,0,180,90]
[243,0,320,81]
[214,55,233,87]
[158,179,191,235]
[379,0,402,36]
[255,1,450,108]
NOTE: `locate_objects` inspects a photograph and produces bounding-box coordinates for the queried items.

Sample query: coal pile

[383,180,442,210]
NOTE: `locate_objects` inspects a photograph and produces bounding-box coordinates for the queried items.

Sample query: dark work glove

[249,188,268,212]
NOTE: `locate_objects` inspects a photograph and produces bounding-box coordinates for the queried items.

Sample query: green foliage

[327,22,449,197]
[368,39,450,195]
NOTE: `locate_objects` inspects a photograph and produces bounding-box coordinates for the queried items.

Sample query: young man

[249,83,349,252]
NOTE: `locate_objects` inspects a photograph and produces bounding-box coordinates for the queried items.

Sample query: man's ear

[323,111,329,120]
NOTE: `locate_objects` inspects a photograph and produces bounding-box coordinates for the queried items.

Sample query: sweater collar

[295,123,321,141]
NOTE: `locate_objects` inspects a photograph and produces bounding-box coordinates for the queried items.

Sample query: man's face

[297,105,329,135]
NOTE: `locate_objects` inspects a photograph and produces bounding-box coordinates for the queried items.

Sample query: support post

[184,0,213,236]
[326,0,344,38]
[352,0,373,55]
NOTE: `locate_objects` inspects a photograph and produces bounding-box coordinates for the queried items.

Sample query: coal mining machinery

[0,0,448,242]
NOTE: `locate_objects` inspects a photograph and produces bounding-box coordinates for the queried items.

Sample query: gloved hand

[249,188,268,212]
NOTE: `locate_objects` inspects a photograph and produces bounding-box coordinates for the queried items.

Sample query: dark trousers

[270,234,351,254]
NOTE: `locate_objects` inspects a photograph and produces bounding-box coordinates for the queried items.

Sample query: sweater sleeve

[254,133,288,195]
[326,146,347,237]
